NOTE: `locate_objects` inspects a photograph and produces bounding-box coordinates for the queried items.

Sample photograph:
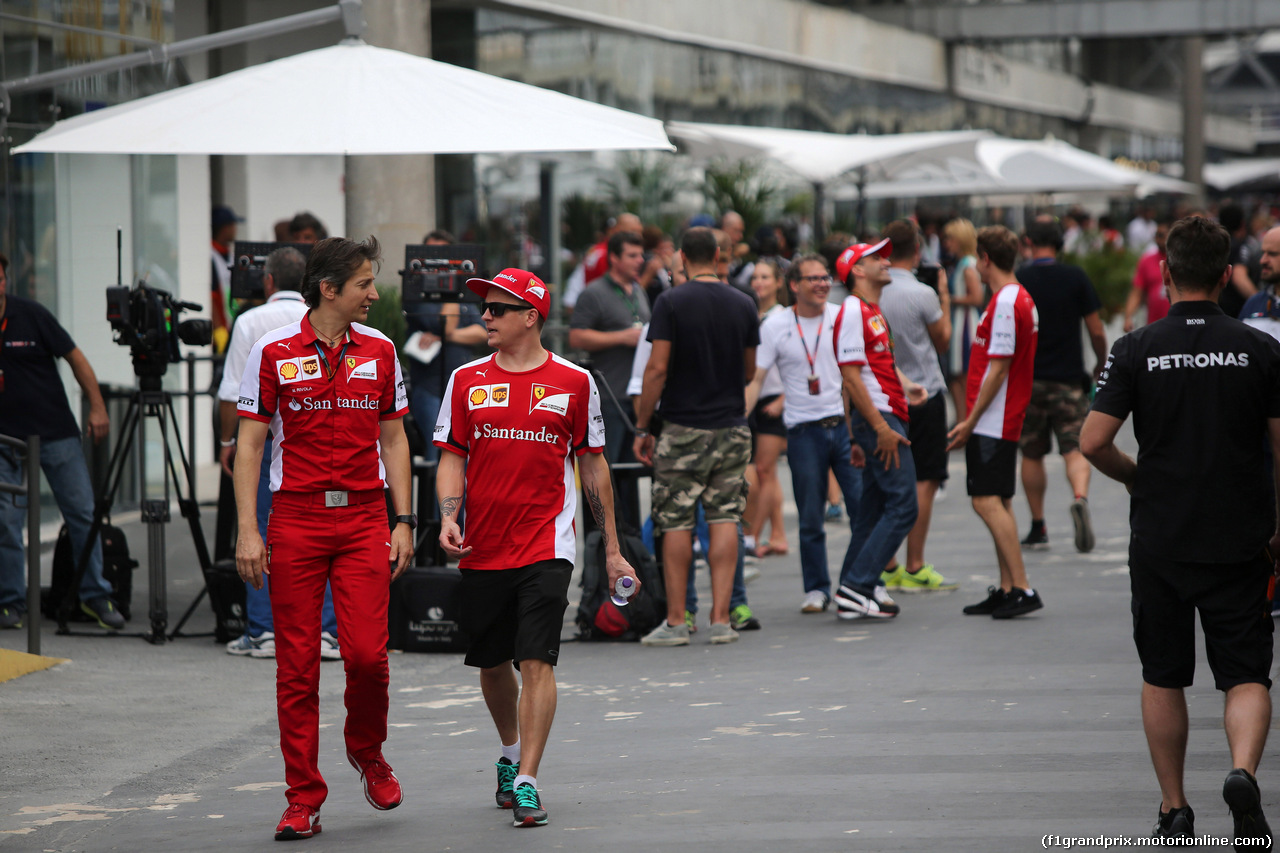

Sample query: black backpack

[43,521,138,621]
[574,525,666,641]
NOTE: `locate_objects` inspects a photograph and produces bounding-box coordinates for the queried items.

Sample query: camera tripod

[58,375,217,644]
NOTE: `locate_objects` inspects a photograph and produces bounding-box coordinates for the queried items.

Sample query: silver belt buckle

[324,490,349,508]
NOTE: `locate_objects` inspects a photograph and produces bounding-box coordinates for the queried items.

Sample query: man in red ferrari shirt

[235,236,414,841]
[946,226,1043,619]
[832,240,927,620]
[435,268,637,829]
[1124,219,1172,332]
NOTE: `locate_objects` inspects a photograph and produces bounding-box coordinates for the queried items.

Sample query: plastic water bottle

[610,576,636,607]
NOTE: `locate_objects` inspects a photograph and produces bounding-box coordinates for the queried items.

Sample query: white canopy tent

[849,137,1195,199]
[1202,159,1280,193]
[13,42,674,156]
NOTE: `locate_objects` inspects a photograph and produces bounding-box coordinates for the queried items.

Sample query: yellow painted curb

[0,648,68,684]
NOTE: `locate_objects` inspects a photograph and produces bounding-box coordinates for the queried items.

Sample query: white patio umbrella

[13,42,673,156]
[665,121,991,184]
[665,121,992,235]
[855,137,1195,199]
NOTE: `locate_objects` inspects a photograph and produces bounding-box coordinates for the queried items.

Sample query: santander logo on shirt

[471,422,559,446]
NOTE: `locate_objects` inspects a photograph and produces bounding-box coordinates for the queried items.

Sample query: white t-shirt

[756,304,845,428]
[216,291,309,403]
[758,303,785,398]
[626,322,652,398]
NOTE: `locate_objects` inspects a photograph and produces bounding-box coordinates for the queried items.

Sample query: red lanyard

[792,307,821,375]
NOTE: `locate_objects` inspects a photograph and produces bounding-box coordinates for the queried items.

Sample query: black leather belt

[792,415,845,430]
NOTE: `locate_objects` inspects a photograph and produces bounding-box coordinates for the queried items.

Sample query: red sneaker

[274,803,321,840]
[347,750,403,810]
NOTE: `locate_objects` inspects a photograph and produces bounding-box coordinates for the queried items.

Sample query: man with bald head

[1240,226,1280,340]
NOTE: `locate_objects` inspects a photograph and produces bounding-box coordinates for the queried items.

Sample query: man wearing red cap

[946,225,1043,619]
[235,236,414,840]
[832,239,926,620]
[435,268,637,829]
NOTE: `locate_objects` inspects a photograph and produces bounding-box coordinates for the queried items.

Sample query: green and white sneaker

[730,604,761,631]
[512,783,547,827]
[495,758,518,809]
[880,565,906,588]
[894,564,958,593]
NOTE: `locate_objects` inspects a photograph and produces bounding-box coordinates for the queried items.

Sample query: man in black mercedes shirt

[1081,216,1280,846]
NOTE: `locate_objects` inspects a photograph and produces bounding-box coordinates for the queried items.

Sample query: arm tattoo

[584,482,610,549]
[440,495,462,519]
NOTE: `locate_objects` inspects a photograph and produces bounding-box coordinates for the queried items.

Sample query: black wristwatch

[395,514,417,530]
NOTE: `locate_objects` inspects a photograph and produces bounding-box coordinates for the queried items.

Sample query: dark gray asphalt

[0,427,1267,852]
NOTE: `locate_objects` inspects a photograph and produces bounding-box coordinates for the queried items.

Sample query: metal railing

[0,433,41,654]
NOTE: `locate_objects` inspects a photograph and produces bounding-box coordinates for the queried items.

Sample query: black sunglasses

[483,301,534,318]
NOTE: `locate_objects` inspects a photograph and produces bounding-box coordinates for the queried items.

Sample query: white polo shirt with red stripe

[966,282,1039,441]
[834,294,909,422]
[435,351,605,571]
[237,313,408,491]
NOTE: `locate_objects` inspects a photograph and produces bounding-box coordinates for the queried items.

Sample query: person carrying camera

[0,252,124,631]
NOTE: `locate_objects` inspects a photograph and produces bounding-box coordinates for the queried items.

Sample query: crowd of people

[5,197,1280,845]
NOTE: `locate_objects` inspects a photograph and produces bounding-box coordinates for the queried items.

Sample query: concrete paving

[0,426,1269,852]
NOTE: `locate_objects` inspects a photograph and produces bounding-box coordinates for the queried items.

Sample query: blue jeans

[0,436,113,610]
[641,504,747,612]
[838,413,919,592]
[786,420,864,596]
[245,435,336,638]
[409,385,442,464]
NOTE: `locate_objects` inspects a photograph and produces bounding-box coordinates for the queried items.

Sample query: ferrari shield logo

[534,386,546,400]
[346,356,357,369]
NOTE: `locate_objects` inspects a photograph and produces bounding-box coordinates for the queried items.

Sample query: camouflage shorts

[1018,379,1090,459]
[651,423,751,531]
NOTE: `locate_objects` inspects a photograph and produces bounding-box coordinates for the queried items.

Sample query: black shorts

[1129,541,1273,691]
[749,395,787,440]
[458,559,573,669]
[965,435,1017,497]
[907,391,949,483]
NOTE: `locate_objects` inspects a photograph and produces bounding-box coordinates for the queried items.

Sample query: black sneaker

[0,606,23,630]
[963,586,1008,615]
[833,584,899,620]
[1224,768,1272,850]
[512,783,547,827]
[1152,804,1194,838]
[1021,527,1049,550]
[991,588,1043,619]
[495,758,518,809]
[80,597,125,630]
[1070,498,1095,553]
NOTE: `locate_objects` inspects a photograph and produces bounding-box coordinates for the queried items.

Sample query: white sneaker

[320,632,341,661]
[800,590,830,613]
[708,622,739,644]
[224,631,276,658]
[641,621,690,646]
[743,565,762,583]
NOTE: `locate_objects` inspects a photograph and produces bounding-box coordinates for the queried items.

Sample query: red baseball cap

[834,238,892,284]
[466,268,549,320]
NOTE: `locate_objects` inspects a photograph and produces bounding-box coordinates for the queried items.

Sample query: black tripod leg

[163,396,219,640]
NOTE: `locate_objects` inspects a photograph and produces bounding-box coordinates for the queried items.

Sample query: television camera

[229,241,314,301]
[400,244,485,305]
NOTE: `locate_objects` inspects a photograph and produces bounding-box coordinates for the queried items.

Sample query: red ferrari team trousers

[267,490,392,808]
